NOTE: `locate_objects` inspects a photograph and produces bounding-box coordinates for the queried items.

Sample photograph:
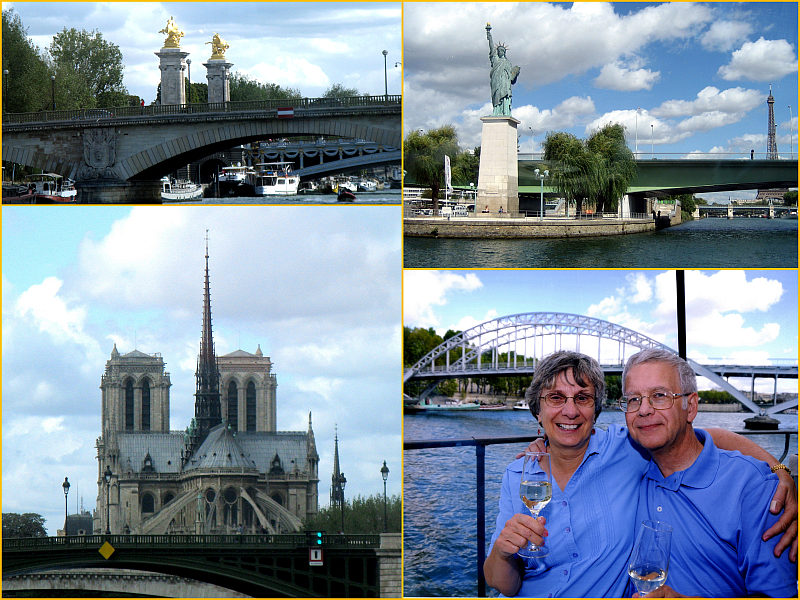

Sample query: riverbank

[403,215,676,239]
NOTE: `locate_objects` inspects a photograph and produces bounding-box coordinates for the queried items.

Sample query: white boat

[405,398,481,413]
[513,399,530,410]
[20,173,77,203]
[335,178,357,193]
[357,178,378,192]
[161,177,204,202]
[251,162,300,196]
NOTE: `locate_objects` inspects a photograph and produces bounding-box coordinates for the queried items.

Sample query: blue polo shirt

[634,429,797,597]
[489,425,650,597]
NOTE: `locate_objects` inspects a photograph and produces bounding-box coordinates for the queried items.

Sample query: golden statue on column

[206,33,229,59]
[159,16,184,48]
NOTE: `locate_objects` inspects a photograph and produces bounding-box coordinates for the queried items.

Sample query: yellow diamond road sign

[98,541,115,560]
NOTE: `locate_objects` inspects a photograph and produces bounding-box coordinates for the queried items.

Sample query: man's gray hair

[524,351,605,421]
[622,348,697,408]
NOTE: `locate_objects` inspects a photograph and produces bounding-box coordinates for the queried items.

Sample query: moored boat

[17,174,77,203]
[251,162,300,196]
[217,164,254,196]
[404,398,481,413]
[161,177,204,202]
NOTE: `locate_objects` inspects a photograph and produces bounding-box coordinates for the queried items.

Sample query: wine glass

[517,451,552,558]
[628,520,672,597]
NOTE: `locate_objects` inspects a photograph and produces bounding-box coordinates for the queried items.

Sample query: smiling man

[622,348,797,597]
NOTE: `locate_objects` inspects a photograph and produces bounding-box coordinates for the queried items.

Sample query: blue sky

[404,2,798,168]
[404,269,798,393]
[2,206,401,534]
[5,2,401,103]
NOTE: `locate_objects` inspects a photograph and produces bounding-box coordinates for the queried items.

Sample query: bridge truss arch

[404,312,777,415]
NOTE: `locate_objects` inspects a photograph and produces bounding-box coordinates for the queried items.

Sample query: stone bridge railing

[2,95,402,126]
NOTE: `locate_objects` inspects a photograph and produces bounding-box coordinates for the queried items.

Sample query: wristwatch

[770,463,791,474]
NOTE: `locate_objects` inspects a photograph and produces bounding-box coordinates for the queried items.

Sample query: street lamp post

[789,105,794,159]
[382,50,388,100]
[380,461,389,533]
[187,59,192,104]
[651,123,654,159]
[338,472,347,533]
[50,75,55,111]
[534,168,549,222]
[104,466,112,535]
[3,69,9,114]
[62,477,70,532]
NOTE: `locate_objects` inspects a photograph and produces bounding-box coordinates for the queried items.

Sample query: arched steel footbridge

[404,312,797,415]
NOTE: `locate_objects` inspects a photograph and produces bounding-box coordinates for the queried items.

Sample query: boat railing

[2,95,403,125]
[404,429,797,597]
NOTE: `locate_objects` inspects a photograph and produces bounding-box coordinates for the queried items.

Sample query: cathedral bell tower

[192,233,222,448]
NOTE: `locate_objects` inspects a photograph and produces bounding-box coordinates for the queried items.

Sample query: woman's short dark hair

[523,351,605,421]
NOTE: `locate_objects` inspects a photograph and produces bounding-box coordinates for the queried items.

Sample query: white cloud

[651,86,762,118]
[700,20,753,52]
[594,61,660,91]
[718,37,798,82]
[403,271,483,327]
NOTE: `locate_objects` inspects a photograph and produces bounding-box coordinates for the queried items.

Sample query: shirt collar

[644,428,717,490]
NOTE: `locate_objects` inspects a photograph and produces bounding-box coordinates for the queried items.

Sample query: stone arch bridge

[404,312,797,415]
[2,96,400,202]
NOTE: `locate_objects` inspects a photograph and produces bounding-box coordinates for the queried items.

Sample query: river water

[403,217,798,268]
[168,190,402,205]
[403,409,798,597]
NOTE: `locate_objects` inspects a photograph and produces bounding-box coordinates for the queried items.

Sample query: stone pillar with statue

[476,23,521,215]
[155,16,189,106]
[204,34,233,104]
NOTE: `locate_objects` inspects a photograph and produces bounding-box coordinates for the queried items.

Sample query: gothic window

[141,493,155,513]
[269,453,284,475]
[125,379,134,430]
[227,381,238,431]
[246,381,256,431]
[142,452,155,473]
[141,379,151,431]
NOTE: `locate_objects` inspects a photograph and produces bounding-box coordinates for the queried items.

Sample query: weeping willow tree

[544,124,636,215]
[403,125,461,214]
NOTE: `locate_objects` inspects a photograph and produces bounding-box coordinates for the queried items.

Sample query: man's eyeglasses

[618,391,691,413]
[540,392,595,408]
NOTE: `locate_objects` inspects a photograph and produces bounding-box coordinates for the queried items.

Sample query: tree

[783,190,797,207]
[543,131,600,216]
[48,27,128,109]
[404,126,461,213]
[586,123,637,214]
[229,73,301,102]
[2,512,47,538]
[322,83,359,98]
[453,147,480,187]
[2,9,51,113]
[303,494,400,534]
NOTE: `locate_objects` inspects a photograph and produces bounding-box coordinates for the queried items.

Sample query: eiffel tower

[766,84,778,159]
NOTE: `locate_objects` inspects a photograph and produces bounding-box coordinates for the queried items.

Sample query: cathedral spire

[330,425,346,508]
[193,231,221,445]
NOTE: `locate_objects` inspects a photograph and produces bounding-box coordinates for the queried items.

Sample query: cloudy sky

[404,269,797,394]
[2,206,401,535]
[404,2,798,161]
[5,2,401,102]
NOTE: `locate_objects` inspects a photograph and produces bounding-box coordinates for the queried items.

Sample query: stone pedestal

[155,48,189,105]
[204,59,233,104]
[476,115,520,214]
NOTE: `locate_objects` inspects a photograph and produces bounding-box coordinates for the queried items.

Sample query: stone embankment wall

[404,218,656,239]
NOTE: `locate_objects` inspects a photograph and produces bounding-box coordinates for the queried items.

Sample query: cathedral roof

[121,349,156,359]
[220,349,257,358]
[116,433,185,474]
[188,424,257,470]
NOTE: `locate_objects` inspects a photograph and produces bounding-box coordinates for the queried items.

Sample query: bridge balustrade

[2,95,402,125]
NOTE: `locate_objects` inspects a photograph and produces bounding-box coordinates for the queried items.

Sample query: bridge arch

[404,312,768,414]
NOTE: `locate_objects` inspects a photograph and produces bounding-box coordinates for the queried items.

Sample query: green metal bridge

[518,158,798,197]
[2,533,386,597]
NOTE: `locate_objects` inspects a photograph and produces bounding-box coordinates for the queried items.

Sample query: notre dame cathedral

[94,243,319,534]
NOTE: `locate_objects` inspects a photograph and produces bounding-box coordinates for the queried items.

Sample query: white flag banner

[444,155,452,193]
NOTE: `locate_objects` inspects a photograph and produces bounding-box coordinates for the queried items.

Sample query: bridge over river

[404,312,798,415]
[2,95,400,202]
[2,533,401,597]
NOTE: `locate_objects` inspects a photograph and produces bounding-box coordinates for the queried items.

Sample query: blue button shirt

[634,429,797,597]
[489,425,650,597]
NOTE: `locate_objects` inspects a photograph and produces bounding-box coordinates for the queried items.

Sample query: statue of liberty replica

[486,23,520,116]
[476,22,521,215]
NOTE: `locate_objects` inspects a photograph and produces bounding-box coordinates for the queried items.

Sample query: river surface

[168,190,401,205]
[403,409,798,597]
[403,217,798,268]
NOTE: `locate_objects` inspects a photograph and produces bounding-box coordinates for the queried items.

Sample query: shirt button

[562,501,567,507]
[572,553,578,558]
[656,506,663,512]
[565,527,571,533]
[562,570,568,576]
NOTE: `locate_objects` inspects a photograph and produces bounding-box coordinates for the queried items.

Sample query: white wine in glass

[517,451,552,558]
[628,520,672,597]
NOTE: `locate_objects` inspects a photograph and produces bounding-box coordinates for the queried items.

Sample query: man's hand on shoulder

[763,467,798,562]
